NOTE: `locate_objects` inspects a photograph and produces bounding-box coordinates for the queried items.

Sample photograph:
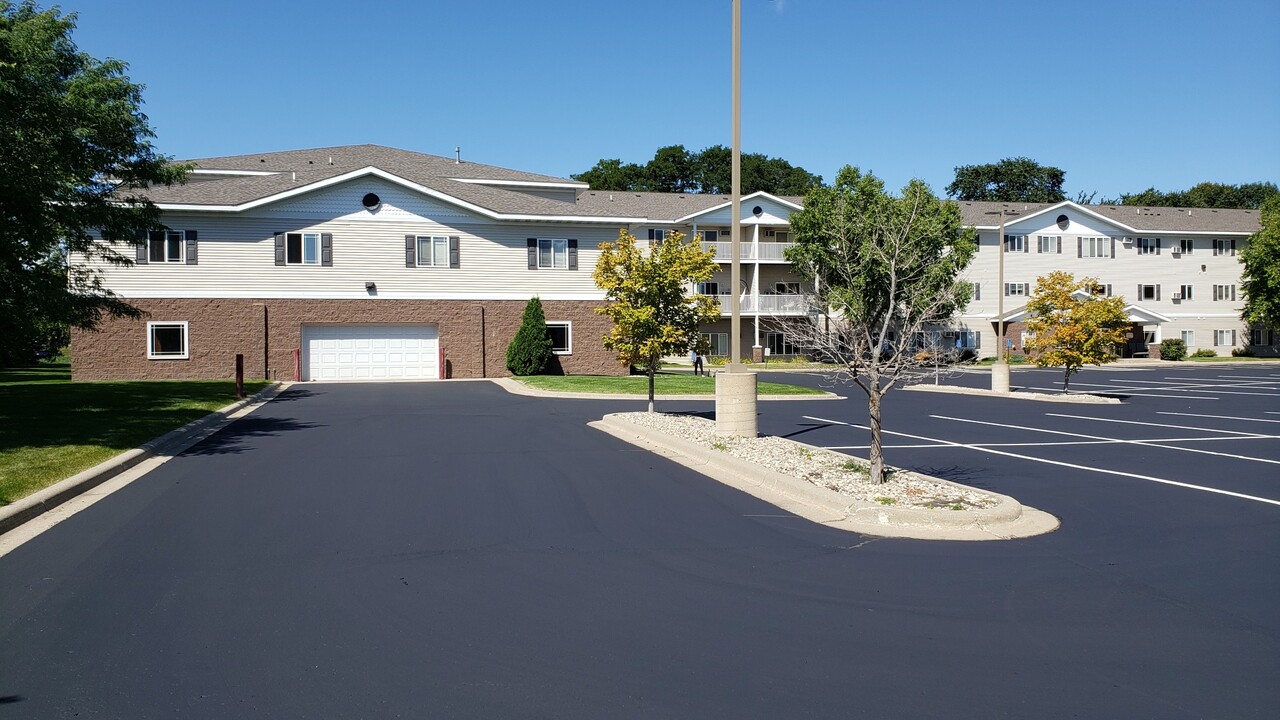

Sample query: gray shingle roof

[142,145,1261,233]
[957,200,1259,234]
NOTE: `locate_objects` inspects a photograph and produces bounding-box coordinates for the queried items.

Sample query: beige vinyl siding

[77,213,618,300]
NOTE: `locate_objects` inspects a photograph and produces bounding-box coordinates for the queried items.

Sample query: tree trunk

[868,386,885,485]
[648,363,656,413]
[1063,368,1071,393]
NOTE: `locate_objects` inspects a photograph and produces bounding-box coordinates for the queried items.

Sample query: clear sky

[68,0,1279,200]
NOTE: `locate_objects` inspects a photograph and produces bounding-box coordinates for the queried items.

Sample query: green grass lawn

[513,373,824,395]
[0,362,268,505]
[1184,355,1280,362]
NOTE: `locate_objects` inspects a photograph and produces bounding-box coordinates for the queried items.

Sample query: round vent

[362,193,381,209]
[1056,214,1069,230]
[752,205,763,216]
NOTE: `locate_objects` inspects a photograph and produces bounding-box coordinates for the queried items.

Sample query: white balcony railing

[756,242,797,261]
[698,293,809,316]
[700,241,755,261]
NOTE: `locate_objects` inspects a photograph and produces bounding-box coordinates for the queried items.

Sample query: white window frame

[1212,239,1235,256]
[1215,329,1236,347]
[1140,284,1158,301]
[695,281,719,296]
[1082,237,1110,258]
[149,230,185,263]
[538,238,569,269]
[1037,235,1059,254]
[1212,284,1237,302]
[1004,282,1028,297]
[1136,237,1157,255]
[147,321,189,360]
[1176,238,1193,254]
[765,331,800,356]
[416,235,449,267]
[546,321,572,355]
[701,332,729,356]
[1181,330,1195,347]
[286,232,321,265]
[1004,235,1026,253]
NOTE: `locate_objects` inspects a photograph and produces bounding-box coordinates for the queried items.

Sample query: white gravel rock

[616,412,996,510]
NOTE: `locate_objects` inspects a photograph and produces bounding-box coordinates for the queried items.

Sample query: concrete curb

[904,384,1122,404]
[591,413,1058,541]
[492,376,843,401]
[0,382,287,537]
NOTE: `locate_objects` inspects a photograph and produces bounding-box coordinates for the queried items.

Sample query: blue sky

[70,0,1279,200]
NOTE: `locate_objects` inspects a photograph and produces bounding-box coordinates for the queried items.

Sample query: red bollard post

[293,348,301,381]
[235,353,245,398]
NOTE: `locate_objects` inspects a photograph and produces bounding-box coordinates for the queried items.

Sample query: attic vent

[362,193,381,210]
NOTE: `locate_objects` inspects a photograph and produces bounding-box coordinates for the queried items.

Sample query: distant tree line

[946,156,1276,210]
[573,144,822,196]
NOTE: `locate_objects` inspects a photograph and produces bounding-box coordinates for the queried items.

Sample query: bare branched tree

[783,167,977,484]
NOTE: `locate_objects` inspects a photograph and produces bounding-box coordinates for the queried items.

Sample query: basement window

[147,322,189,360]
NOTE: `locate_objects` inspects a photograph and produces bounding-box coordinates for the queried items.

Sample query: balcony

[700,241,755,261]
[698,292,810,316]
[756,242,797,261]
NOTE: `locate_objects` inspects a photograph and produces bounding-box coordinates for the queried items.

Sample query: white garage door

[303,324,438,381]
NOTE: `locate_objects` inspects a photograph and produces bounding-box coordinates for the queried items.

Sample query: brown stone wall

[71,298,625,381]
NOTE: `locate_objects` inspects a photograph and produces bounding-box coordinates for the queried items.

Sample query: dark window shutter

[321,233,333,266]
[1231,286,1236,301]
[1156,238,1162,255]
[1110,237,1115,257]
[1056,237,1062,254]
[449,236,460,268]
[1023,236,1029,253]
[1231,239,1237,256]
[135,228,148,264]
[973,283,980,301]
[1156,284,1161,301]
[1077,238,1083,258]
[405,235,416,267]
[528,238,538,269]
[185,230,198,265]
[1106,284,1112,297]
[1232,329,1237,346]
[1004,283,1010,297]
[648,229,655,241]
[1138,284,1143,300]
[274,232,285,266]
[568,239,578,270]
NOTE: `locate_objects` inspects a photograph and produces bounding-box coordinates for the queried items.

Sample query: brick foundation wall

[71,298,625,381]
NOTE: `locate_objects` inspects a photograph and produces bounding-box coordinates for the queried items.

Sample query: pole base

[715,371,758,437]
[991,362,1011,393]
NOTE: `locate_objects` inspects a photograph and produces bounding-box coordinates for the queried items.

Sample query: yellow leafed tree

[1024,271,1130,392]
[593,229,720,412]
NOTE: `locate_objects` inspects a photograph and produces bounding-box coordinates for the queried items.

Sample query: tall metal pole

[997,210,1005,363]
[729,0,742,370]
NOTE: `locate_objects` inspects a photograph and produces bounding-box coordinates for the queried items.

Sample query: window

[701,332,729,356]
[774,282,800,294]
[648,229,667,243]
[1139,284,1159,301]
[765,332,800,356]
[1215,329,1237,347]
[1212,284,1237,301]
[1037,235,1061,254]
[148,230,184,263]
[147,322,188,360]
[1080,237,1111,258]
[1177,285,1193,301]
[539,238,569,269]
[1136,237,1159,255]
[1175,238,1193,254]
[1004,282,1028,297]
[1252,328,1274,346]
[545,322,571,354]
[1004,235,1026,253]
[1212,239,1236,256]
[1090,284,1113,297]
[1181,330,1195,346]
[695,281,720,295]
[955,330,981,349]
[287,233,320,265]
[698,230,718,242]
[774,231,790,242]
[416,236,449,267]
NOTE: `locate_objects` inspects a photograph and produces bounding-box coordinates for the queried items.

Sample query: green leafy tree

[946,157,1066,203]
[574,145,822,196]
[572,159,646,192]
[0,0,189,366]
[594,229,720,412]
[1117,182,1277,209]
[785,167,976,484]
[1241,195,1280,333]
[1022,271,1130,392]
[506,297,555,375]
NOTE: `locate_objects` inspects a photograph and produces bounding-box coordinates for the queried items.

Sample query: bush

[1159,338,1187,361]
[506,297,554,375]
[1232,346,1256,357]
[1192,348,1217,358]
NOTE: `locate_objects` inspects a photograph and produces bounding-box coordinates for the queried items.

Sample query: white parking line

[938,414,1280,466]
[1110,379,1280,397]
[1158,412,1280,424]
[800,415,1280,507]
[1058,381,1218,400]
[830,436,1272,450]
[1044,413,1278,439]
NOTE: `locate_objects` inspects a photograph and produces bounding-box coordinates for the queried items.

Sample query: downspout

[480,305,486,378]
[263,304,270,379]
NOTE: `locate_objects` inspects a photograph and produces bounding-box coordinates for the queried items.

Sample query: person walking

[693,351,704,377]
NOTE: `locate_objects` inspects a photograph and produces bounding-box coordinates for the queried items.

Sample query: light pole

[987,207,1017,392]
[715,0,758,437]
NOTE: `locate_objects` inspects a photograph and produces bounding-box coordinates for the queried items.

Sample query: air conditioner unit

[764,229,776,237]
[1171,248,1181,256]
[1122,236,1134,244]
[1172,293,1182,300]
